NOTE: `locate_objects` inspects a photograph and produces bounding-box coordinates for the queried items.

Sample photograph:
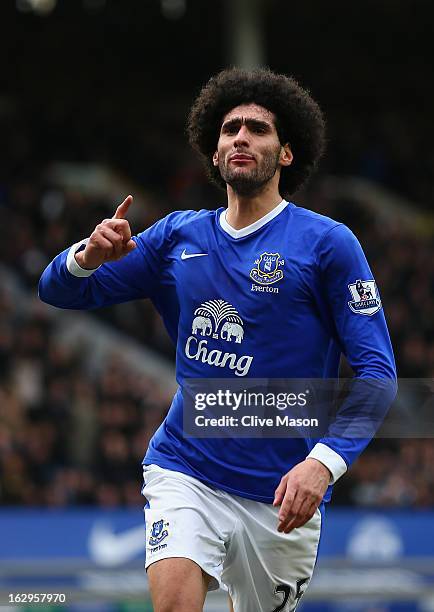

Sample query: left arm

[274,224,397,532]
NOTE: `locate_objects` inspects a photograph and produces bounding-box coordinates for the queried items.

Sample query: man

[39,68,396,611]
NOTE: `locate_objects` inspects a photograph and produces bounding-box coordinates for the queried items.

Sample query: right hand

[75,195,137,270]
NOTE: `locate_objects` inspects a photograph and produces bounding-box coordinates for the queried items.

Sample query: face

[213,103,292,196]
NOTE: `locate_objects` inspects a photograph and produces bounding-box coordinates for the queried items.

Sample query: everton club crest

[149,519,169,546]
[348,279,382,316]
[250,252,284,285]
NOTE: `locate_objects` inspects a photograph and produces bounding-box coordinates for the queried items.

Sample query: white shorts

[142,464,323,612]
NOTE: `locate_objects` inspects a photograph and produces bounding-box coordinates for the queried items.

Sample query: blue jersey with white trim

[39,201,396,503]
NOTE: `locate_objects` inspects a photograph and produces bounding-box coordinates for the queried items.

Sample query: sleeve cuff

[66,239,101,277]
[307,443,348,484]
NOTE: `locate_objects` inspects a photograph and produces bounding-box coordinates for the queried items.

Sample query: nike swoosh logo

[88,522,144,566]
[181,249,208,260]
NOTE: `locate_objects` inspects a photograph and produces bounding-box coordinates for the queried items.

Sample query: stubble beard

[219,148,281,196]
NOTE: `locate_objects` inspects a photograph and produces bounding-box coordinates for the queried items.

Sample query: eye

[222,125,238,135]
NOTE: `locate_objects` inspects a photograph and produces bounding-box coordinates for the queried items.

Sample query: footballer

[39,68,396,611]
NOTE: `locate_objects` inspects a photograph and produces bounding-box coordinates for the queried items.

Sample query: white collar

[219,200,288,239]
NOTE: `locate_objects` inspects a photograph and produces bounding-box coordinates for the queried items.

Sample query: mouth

[229,154,255,164]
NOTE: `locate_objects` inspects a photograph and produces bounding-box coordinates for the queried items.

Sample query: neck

[225,181,283,230]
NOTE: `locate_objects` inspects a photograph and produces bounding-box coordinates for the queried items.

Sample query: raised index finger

[113,195,133,220]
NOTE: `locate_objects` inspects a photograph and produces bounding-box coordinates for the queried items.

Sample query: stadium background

[0,0,433,610]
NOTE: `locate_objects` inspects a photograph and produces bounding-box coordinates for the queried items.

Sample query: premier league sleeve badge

[348,279,382,316]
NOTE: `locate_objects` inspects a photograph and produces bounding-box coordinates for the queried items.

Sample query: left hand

[273,458,331,533]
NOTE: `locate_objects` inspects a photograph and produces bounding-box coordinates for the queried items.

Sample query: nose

[233,125,250,148]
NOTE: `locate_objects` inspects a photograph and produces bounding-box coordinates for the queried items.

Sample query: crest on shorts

[348,279,382,316]
[149,519,169,546]
[250,252,284,285]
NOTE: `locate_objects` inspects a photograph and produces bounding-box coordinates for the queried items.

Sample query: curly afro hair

[187,67,326,196]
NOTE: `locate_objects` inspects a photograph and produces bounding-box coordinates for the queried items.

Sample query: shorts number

[272,578,309,612]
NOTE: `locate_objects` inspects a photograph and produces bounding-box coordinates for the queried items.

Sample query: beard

[219,146,281,196]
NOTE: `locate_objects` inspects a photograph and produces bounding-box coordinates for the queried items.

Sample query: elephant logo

[185,299,252,374]
[192,316,212,336]
[220,322,244,343]
[191,299,245,344]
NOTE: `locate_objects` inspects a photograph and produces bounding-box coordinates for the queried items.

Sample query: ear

[280,144,293,167]
[212,151,219,166]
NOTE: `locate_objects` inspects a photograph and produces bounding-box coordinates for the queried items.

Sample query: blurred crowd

[0,172,433,508]
[0,0,433,519]
[335,439,434,508]
[0,286,171,507]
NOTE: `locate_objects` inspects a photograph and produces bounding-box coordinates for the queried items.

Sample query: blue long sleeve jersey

[39,201,396,503]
